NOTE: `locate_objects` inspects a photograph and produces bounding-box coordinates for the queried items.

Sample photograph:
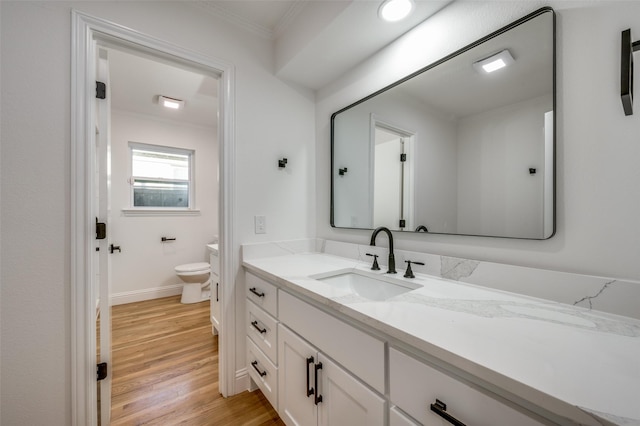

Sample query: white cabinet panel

[317,354,386,426]
[247,299,278,364]
[246,272,278,317]
[247,337,278,410]
[209,251,220,275]
[389,348,544,426]
[279,290,385,394]
[209,251,220,335]
[278,324,318,426]
[390,406,420,426]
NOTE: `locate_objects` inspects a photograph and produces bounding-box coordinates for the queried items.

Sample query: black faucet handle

[366,253,380,271]
[404,260,425,278]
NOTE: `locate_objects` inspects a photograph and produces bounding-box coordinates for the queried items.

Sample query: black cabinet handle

[314,362,323,405]
[430,399,466,426]
[216,282,219,302]
[306,357,315,397]
[251,320,267,334]
[249,287,265,298]
[251,360,267,377]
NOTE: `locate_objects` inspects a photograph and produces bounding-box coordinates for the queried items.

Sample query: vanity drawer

[246,272,278,317]
[390,406,420,426]
[389,348,544,426]
[247,337,278,410]
[247,300,278,364]
[279,290,385,394]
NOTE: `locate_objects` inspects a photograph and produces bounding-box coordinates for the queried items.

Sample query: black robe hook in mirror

[621,29,640,116]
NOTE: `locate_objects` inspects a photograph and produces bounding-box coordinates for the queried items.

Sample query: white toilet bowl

[175,262,211,304]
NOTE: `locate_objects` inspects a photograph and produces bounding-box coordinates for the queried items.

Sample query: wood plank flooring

[110,296,284,425]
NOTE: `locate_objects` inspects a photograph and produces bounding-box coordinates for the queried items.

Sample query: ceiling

[108,47,219,128]
[195,0,452,89]
[108,0,453,126]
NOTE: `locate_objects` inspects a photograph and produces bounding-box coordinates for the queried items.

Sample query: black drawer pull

[216,282,219,302]
[251,360,267,377]
[251,320,267,334]
[314,362,323,405]
[249,287,265,298]
[430,399,466,426]
[306,357,315,397]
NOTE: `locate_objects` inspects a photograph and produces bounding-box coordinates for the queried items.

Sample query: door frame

[71,11,237,425]
[369,114,416,230]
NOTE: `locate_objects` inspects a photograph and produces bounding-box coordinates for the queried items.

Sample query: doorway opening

[101,41,220,421]
[370,116,415,231]
[72,11,237,426]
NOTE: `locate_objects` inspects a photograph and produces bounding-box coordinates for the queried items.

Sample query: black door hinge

[399,219,406,228]
[96,81,106,99]
[96,218,106,240]
[97,362,108,381]
[400,153,407,162]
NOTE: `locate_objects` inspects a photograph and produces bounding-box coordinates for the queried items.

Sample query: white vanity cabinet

[243,268,386,426]
[209,247,220,335]
[246,272,280,409]
[278,324,385,426]
[389,348,545,426]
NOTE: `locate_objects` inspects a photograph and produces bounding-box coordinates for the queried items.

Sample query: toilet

[175,262,211,304]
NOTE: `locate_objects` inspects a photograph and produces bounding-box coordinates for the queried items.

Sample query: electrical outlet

[254,215,266,234]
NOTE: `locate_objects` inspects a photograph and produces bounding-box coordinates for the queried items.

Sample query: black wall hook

[339,167,348,176]
[621,29,640,116]
[278,158,288,168]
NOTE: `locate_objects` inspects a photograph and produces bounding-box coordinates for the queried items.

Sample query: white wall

[333,88,458,230]
[0,2,315,424]
[317,1,640,282]
[110,110,218,299]
[456,94,552,238]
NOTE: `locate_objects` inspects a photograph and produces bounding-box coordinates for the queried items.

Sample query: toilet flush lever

[109,244,121,254]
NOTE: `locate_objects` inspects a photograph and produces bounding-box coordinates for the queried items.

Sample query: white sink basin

[311,269,421,301]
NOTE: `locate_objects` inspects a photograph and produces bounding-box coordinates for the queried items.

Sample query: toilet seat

[175,262,210,275]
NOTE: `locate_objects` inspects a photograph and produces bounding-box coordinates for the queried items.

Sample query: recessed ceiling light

[378,0,414,22]
[158,95,184,110]
[473,50,515,74]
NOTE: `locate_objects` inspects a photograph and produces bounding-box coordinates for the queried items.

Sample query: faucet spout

[369,226,396,274]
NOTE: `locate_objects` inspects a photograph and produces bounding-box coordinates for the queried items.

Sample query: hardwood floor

[110,295,284,425]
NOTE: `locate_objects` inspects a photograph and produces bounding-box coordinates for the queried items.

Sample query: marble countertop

[243,252,640,426]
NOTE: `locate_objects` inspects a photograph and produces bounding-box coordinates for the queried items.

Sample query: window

[129,142,194,209]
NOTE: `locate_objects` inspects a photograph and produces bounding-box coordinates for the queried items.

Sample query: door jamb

[71,11,237,425]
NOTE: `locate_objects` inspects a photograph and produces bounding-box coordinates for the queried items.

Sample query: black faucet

[369,227,396,274]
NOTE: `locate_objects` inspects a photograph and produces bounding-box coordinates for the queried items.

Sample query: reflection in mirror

[331,8,555,239]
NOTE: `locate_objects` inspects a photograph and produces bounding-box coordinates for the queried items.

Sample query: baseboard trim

[111,284,183,305]
[235,367,250,394]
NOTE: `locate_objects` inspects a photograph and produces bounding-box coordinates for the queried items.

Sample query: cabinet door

[209,252,221,334]
[210,276,220,334]
[317,354,386,426]
[278,324,318,426]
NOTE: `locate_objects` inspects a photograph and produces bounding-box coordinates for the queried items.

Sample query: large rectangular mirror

[331,7,555,239]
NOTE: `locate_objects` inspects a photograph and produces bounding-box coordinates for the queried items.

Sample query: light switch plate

[254,215,266,234]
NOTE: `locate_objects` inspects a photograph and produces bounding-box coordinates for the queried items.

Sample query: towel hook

[621,29,640,115]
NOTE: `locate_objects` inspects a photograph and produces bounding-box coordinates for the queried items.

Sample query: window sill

[121,209,201,217]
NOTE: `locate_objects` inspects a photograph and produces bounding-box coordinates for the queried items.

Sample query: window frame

[125,141,197,215]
